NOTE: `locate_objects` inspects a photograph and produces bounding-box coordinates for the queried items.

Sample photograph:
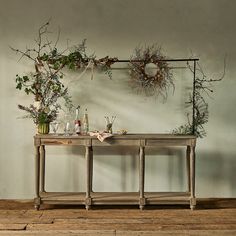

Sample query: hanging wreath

[129,45,174,99]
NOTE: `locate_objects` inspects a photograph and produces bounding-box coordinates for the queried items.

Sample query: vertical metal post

[192,60,197,135]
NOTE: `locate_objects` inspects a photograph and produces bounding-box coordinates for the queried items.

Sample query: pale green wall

[0,0,235,198]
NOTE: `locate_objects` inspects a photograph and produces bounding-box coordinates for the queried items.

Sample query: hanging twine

[69,59,95,84]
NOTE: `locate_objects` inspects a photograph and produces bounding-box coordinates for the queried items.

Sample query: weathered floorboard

[116,230,236,236]
[53,217,236,224]
[0,230,115,236]
[26,222,236,231]
[0,218,53,224]
[0,224,27,230]
[0,199,235,235]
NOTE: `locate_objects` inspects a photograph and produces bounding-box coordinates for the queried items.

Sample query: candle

[66,122,70,131]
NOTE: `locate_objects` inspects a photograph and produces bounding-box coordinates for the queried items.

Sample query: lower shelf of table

[39,192,191,205]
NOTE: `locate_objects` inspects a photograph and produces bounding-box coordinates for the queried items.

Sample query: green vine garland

[12,21,224,137]
[12,21,117,125]
[172,60,225,138]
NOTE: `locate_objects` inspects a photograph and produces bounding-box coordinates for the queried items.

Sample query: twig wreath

[12,21,224,137]
[129,45,174,99]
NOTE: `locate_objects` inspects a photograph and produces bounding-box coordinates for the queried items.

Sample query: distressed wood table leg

[85,145,92,210]
[90,147,93,193]
[139,145,146,210]
[186,146,190,192]
[40,145,46,193]
[34,145,41,210]
[190,145,196,210]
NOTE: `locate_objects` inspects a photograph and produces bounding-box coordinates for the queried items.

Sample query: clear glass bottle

[83,108,89,134]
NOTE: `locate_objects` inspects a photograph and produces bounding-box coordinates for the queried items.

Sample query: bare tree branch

[10,46,36,62]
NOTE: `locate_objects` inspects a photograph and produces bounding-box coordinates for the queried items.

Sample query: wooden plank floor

[0,199,235,236]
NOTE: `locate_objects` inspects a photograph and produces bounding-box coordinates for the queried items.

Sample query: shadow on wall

[65,146,236,197]
[68,146,186,192]
[197,151,236,197]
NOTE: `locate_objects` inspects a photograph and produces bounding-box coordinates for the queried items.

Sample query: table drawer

[41,138,87,146]
[92,139,140,146]
[146,139,193,146]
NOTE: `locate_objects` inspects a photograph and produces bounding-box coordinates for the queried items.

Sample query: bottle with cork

[82,108,89,134]
[74,105,81,135]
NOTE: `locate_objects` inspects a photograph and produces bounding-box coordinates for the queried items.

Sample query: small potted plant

[37,111,51,134]
[17,103,59,134]
[15,67,73,134]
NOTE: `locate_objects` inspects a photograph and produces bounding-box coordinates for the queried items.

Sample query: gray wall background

[0,0,235,198]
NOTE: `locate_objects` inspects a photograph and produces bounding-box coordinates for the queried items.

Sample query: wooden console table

[34,134,197,210]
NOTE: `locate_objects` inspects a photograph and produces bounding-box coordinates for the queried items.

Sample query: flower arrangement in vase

[12,21,118,134]
[12,22,73,134]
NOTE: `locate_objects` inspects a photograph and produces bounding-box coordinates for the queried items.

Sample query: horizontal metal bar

[115,59,199,63]
[111,66,188,70]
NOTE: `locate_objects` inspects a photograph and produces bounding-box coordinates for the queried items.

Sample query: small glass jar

[38,123,50,134]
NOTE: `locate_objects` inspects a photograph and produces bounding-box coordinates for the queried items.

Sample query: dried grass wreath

[129,45,174,100]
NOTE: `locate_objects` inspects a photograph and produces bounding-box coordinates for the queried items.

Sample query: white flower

[33,101,41,110]
[44,107,50,113]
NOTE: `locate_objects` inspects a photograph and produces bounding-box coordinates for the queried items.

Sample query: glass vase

[38,123,50,134]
